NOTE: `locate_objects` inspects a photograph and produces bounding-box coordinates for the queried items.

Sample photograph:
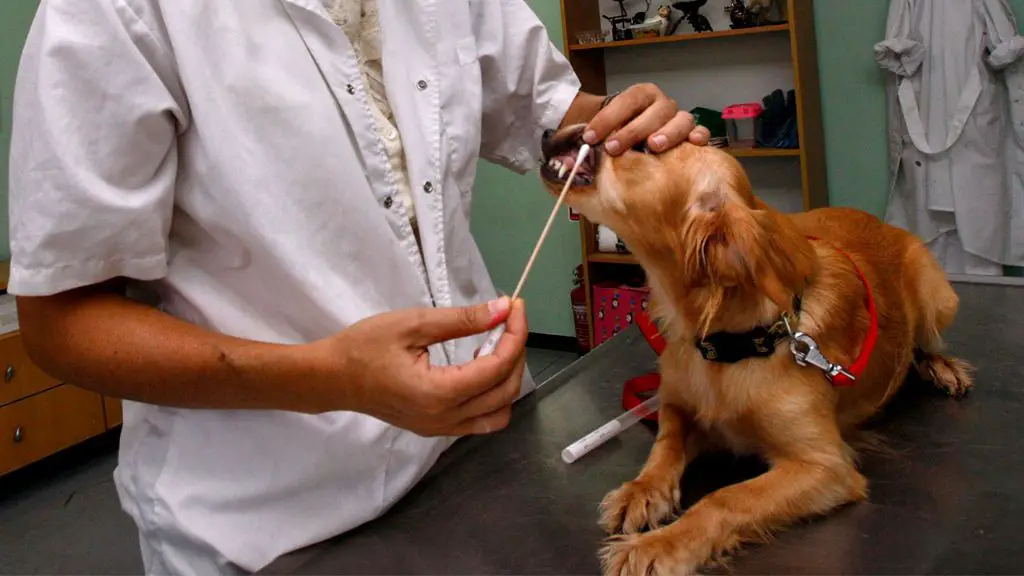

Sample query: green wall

[468,0,581,336]
[813,0,891,217]
[0,1,37,262]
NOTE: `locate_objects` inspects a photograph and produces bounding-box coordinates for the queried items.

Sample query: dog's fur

[539,125,973,576]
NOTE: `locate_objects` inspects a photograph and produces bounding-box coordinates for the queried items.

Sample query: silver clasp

[789,332,855,383]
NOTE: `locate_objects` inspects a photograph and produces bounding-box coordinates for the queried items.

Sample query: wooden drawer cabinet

[0,271,125,477]
[0,331,61,407]
[104,395,123,428]
[0,384,107,476]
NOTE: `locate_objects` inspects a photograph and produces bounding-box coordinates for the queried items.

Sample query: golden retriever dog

[539,124,973,575]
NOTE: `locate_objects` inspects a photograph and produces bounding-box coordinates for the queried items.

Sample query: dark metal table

[261,282,1024,575]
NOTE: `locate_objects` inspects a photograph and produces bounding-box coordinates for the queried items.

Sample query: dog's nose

[540,129,557,160]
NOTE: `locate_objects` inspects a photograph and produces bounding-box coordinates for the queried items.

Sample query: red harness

[620,236,880,414]
[805,236,880,387]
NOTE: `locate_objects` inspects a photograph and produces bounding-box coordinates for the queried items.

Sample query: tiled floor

[0,347,579,575]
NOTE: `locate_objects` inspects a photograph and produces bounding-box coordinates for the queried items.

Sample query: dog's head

[539,124,816,335]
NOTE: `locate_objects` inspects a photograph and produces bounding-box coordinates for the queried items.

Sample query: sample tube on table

[561,395,660,464]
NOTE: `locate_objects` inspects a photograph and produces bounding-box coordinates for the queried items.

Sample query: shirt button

[383,196,393,209]
[385,128,397,140]
[423,181,434,194]
[346,84,356,95]
[416,79,428,90]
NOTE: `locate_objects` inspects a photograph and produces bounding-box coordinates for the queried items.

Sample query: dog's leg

[599,402,702,534]
[914,350,973,398]
[601,449,866,575]
[910,253,974,398]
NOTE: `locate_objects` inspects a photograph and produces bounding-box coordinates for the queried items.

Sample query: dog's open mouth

[540,131,599,187]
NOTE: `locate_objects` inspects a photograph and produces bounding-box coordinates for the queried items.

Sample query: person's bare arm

[16,279,528,436]
[16,279,322,413]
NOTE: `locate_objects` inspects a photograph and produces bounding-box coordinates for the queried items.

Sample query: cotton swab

[476,143,592,357]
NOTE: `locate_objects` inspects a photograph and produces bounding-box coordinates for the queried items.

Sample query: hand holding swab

[477,143,592,357]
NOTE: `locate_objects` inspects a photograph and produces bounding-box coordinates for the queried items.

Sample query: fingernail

[652,134,668,150]
[488,297,510,319]
[605,140,621,154]
[583,130,597,144]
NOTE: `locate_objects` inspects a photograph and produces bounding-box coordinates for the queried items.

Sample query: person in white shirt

[7,0,709,573]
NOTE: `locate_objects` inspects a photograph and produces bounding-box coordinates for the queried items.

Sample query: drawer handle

[4,365,13,382]
[13,426,23,443]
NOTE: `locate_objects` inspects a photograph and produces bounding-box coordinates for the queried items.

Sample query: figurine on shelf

[656,5,672,36]
[668,0,713,34]
[725,0,754,28]
[725,0,785,28]
[632,3,670,39]
[630,0,652,25]
[602,0,635,41]
[747,0,774,25]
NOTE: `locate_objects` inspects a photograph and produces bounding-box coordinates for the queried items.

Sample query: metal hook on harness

[789,332,856,383]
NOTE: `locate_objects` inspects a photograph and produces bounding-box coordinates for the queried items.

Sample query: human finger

[453,349,525,421]
[602,97,679,156]
[430,299,528,401]
[689,125,711,146]
[583,84,660,150]
[409,297,510,347]
[644,110,697,153]
[451,405,514,436]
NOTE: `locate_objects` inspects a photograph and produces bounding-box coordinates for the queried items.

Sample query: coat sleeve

[7,0,187,296]
[981,0,1024,141]
[873,0,924,78]
[470,0,582,174]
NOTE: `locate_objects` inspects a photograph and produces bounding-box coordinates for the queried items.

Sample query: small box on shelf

[593,280,651,347]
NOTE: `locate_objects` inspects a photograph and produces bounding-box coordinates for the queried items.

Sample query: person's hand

[583,83,710,155]
[307,297,528,437]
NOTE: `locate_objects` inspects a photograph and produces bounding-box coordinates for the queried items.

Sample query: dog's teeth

[558,164,568,178]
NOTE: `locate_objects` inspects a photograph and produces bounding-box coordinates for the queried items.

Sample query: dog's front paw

[600,532,699,576]
[599,477,680,535]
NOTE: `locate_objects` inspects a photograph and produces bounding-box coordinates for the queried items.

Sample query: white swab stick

[477,144,592,357]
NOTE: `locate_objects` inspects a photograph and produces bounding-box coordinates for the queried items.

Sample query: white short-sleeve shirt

[7,0,580,572]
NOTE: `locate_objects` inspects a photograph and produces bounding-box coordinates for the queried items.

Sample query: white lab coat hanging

[875,0,1024,275]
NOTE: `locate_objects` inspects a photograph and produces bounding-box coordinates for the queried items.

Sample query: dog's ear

[680,192,814,313]
[748,208,816,313]
[679,191,752,288]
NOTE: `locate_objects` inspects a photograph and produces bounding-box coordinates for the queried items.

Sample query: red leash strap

[634,309,667,355]
[805,236,880,387]
[622,309,666,421]
[622,374,661,417]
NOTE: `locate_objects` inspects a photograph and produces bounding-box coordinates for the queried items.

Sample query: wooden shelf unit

[559,0,829,350]
[568,22,790,51]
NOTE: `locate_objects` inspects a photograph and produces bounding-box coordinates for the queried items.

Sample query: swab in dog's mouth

[540,137,598,187]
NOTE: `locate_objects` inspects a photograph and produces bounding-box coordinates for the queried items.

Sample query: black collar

[695,296,801,364]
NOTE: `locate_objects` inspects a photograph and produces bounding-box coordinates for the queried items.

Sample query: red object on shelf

[592,281,651,347]
[570,265,591,354]
[721,102,764,119]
